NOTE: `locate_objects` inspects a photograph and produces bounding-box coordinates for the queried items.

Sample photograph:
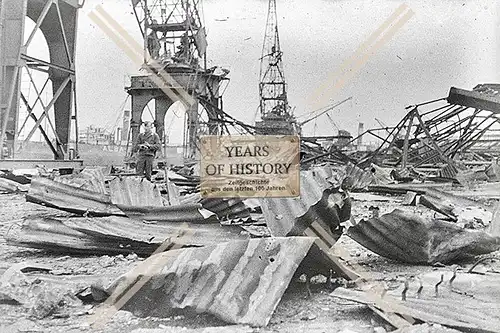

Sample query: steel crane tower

[255,0,299,135]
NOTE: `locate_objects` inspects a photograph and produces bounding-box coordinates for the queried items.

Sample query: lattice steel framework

[0,0,82,160]
[256,0,299,135]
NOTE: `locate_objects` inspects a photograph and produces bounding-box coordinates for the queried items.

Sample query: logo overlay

[200,135,300,198]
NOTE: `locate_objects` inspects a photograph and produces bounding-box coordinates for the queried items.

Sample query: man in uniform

[132,121,161,181]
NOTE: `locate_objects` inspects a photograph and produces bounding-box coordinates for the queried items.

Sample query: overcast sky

[27,0,500,144]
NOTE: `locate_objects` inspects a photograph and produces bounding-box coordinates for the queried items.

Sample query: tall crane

[255,0,299,135]
[129,0,229,161]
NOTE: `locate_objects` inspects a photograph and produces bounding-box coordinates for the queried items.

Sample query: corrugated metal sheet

[27,177,124,216]
[200,197,251,220]
[178,194,261,223]
[343,162,376,191]
[61,216,250,247]
[54,167,107,194]
[259,170,353,278]
[109,177,163,207]
[5,217,155,255]
[101,237,316,326]
[347,209,500,264]
[260,170,349,238]
[332,270,500,333]
[117,203,217,223]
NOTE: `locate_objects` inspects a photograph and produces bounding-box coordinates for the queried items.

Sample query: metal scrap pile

[2,166,354,326]
[2,161,500,331]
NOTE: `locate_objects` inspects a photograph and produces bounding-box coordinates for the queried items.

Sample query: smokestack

[357,122,364,148]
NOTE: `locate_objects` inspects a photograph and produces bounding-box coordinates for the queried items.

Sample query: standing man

[132,121,161,181]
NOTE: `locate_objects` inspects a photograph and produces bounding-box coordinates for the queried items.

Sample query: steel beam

[447,87,500,114]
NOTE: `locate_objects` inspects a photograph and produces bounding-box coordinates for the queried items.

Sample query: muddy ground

[0,191,498,333]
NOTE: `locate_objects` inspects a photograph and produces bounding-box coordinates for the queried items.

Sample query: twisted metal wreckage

[1,154,500,330]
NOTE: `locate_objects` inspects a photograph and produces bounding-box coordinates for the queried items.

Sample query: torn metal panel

[5,217,155,255]
[200,197,251,220]
[117,203,217,223]
[101,237,315,326]
[26,177,124,216]
[420,188,493,226]
[447,86,500,114]
[332,271,500,333]
[260,170,349,238]
[54,167,107,194]
[0,177,29,193]
[260,171,353,278]
[347,209,500,264]
[61,216,250,247]
[109,177,163,207]
[342,162,375,191]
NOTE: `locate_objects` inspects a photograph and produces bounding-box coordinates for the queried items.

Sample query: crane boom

[299,97,352,126]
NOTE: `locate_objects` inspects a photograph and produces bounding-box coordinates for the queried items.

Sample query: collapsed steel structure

[353,84,500,172]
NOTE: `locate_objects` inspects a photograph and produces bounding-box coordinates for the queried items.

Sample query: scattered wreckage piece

[347,209,500,264]
[26,177,124,216]
[6,217,158,256]
[54,167,107,194]
[260,170,355,278]
[109,176,164,207]
[6,215,250,256]
[95,237,316,327]
[331,270,500,333]
[61,216,250,248]
[0,263,82,319]
[368,182,454,195]
[260,170,349,239]
[117,203,218,223]
[0,177,29,193]
[419,188,493,226]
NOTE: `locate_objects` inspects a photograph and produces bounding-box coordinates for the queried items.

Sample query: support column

[130,93,154,144]
[0,0,26,158]
[154,96,174,141]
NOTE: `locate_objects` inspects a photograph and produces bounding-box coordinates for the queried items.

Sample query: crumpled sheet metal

[109,176,163,207]
[200,197,252,221]
[259,170,353,278]
[332,270,500,333]
[260,170,349,238]
[61,216,250,248]
[54,168,107,194]
[342,162,376,191]
[117,203,217,223]
[26,177,124,216]
[347,209,500,264]
[102,237,315,326]
[5,217,155,255]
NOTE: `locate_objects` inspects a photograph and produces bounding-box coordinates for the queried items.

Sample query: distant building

[79,125,115,145]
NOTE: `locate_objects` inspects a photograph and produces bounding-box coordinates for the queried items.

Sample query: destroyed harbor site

[1,1,500,333]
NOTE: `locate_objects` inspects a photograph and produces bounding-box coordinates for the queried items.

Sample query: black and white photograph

[0,0,499,332]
